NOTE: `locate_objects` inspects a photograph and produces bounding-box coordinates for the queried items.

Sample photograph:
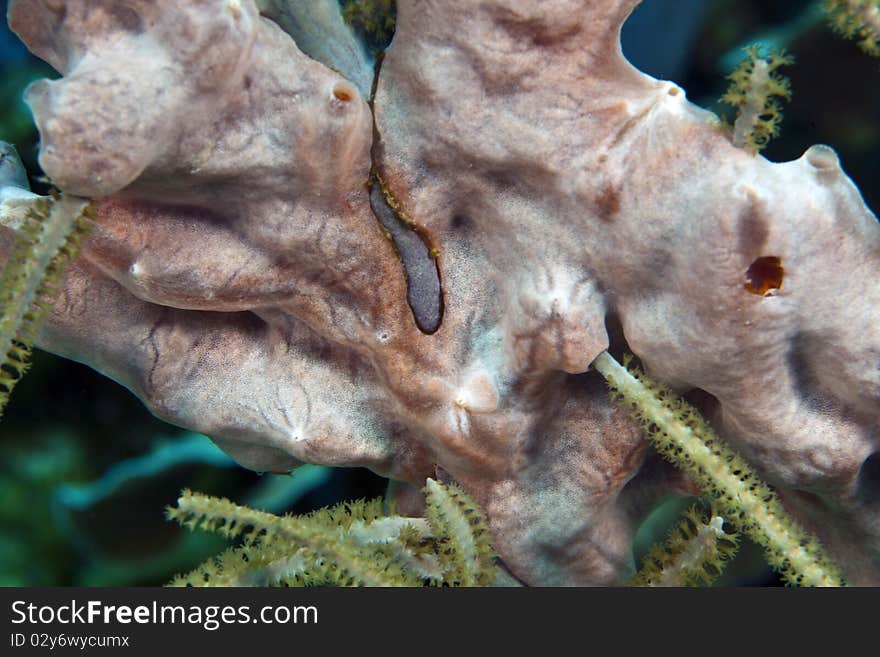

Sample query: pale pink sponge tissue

[4,0,880,584]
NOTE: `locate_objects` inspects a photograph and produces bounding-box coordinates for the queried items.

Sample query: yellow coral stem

[593,351,845,587]
[0,193,93,416]
[632,506,738,587]
[720,45,793,153]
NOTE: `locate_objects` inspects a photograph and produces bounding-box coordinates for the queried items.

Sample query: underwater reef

[0,0,879,586]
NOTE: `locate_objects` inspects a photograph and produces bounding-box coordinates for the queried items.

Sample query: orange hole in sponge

[744,256,784,296]
[332,82,355,102]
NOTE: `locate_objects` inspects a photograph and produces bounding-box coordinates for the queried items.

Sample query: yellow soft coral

[341,0,396,52]
[0,191,93,416]
[824,0,880,56]
[166,479,498,587]
[631,506,739,587]
[592,351,845,587]
[721,45,793,154]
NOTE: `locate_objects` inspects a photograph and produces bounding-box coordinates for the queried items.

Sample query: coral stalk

[631,506,738,587]
[0,174,92,416]
[824,0,880,56]
[721,45,793,153]
[167,479,497,587]
[592,351,845,587]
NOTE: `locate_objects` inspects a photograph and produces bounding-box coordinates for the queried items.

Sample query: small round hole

[744,256,784,296]
[332,82,356,102]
